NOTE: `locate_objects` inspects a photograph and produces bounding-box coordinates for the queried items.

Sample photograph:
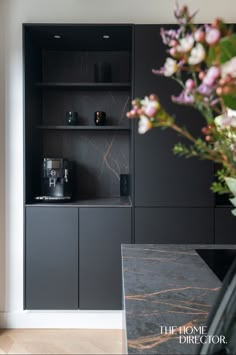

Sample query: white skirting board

[0,310,123,329]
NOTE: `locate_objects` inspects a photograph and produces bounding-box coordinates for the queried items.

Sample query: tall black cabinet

[133,25,215,244]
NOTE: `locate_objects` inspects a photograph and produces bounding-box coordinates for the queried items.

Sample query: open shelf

[35,82,131,90]
[37,125,130,131]
[25,26,132,204]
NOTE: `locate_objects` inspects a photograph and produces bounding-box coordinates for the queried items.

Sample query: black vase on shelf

[66,111,79,125]
[94,111,106,126]
[94,62,112,83]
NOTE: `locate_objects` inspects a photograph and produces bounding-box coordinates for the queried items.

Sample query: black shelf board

[37,125,130,131]
[35,82,131,90]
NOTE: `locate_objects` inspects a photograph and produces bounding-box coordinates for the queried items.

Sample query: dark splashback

[43,130,129,198]
[39,49,131,200]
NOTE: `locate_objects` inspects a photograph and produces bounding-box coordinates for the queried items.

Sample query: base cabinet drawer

[135,207,214,244]
[25,207,78,310]
[79,207,131,310]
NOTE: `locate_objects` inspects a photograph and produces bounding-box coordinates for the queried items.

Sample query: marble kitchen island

[122,244,236,355]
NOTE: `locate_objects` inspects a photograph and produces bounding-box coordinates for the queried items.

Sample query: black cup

[94,111,106,126]
[66,111,78,125]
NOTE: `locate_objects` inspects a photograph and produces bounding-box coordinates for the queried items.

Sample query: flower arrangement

[127,4,236,215]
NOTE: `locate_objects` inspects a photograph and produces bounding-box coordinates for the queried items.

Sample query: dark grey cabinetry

[215,207,236,244]
[135,208,214,244]
[25,207,78,310]
[79,207,131,310]
[134,25,214,207]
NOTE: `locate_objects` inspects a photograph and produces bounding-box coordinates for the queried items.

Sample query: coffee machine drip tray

[35,196,71,202]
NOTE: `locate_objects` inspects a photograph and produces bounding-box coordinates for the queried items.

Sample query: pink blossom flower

[205,28,221,45]
[174,5,197,25]
[185,79,195,91]
[169,47,177,57]
[160,28,181,46]
[197,83,213,96]
[152,67,165,76]
[171,90,194,104]
[194,29,205,42]
[203,66,221,86]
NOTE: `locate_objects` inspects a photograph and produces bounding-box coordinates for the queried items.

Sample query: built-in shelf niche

[24,24,133,204]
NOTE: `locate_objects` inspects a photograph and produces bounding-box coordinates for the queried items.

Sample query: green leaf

[225,177,236,196]
[207,34,236,65]
[207,45,218,66]
[222,95,236,110]
[219,34,236,63]
[230,197,236,207]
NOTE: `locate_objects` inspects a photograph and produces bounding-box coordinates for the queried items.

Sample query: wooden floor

[0,329,124,354]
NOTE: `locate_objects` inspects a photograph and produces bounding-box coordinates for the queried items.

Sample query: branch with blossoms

[127,4,236,214]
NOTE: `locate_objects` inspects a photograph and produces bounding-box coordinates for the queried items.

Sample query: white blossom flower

[188,43,206,65]
[215,108,236,143]
[215,108,236,129]
[141,96,160,117]
[138,116,152,134]
[177,35,194,53]
[163,57,178,77]
[221,57,236,78]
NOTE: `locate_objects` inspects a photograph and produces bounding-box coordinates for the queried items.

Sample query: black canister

[66,111,79,125]
[94,111,106,126]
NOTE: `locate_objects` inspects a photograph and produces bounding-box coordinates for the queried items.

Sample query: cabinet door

[25,207,78,310]
[215,207,236,244]
[134,25,213,207]
[79,208,131,310]
[135,207,214,244]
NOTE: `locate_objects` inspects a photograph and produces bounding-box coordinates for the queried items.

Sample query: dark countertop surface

[122,244,236,355]
[26,196,132,207]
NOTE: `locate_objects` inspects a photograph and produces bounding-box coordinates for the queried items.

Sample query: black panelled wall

[133,25,236,244]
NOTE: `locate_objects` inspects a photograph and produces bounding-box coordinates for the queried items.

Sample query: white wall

[1,0,236,328]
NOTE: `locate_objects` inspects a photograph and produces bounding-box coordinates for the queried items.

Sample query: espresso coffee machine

[35,158,73,201]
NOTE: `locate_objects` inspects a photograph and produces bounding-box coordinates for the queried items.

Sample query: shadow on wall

[0,0,6,316]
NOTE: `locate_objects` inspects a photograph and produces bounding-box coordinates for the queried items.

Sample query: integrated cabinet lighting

[54,34,62,39]
[103,35,110,39]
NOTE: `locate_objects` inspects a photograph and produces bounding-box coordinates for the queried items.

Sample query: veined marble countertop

[122,244,236,355]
